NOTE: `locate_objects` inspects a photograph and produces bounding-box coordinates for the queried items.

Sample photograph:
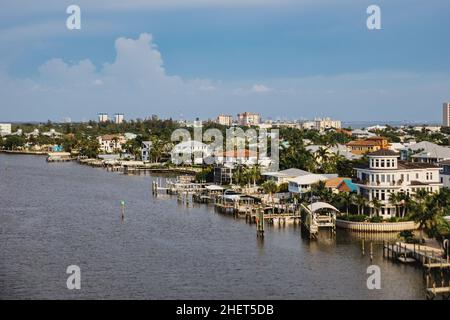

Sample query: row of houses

[260,148,445,219]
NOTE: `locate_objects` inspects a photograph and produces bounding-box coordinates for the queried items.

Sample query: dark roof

[367,149,399,157]
[440,160,450,166]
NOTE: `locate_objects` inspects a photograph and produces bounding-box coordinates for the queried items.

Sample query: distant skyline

[0,0,450,122]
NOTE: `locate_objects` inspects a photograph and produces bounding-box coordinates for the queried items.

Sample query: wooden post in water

[256,206,264,238]
[362,239,365,256]
[370,242,373,262]
[120,200,125,222]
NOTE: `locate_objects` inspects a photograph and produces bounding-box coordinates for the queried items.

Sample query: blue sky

[0,0,449,122]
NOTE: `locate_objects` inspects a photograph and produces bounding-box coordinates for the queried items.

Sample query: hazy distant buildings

[114,113,124,124]
[98,113,109,123]
[237,112,260,126]
[443,102,450,127]
[0,123,12,136]
[216,114,233,126]
[314,117,341,131]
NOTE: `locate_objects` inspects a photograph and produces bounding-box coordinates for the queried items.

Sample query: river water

[0,154,425,299]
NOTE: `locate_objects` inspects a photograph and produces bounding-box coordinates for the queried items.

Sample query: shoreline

[0,150,48,155]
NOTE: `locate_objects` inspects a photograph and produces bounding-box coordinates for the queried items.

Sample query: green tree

[4,135,26,150]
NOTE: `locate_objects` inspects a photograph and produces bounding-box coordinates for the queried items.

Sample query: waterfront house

[325,177,358,193]
[171,140,212,165]
[353,149,442,218]
[346,136,390,155]
[262,168,311,185]
[97,134,126,153]
[288,173,338,194]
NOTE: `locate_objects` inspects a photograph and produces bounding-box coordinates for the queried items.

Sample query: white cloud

[251,84,272,93]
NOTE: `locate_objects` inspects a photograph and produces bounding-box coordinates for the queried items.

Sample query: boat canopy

[307,202,339,213]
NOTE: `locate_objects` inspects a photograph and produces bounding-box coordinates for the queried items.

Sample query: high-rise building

[216,114,233,126]
[114,113,124,124]
[443,102,450,127]
[237,112,260,126]
[98,113,108,123]
[314,117,341,131]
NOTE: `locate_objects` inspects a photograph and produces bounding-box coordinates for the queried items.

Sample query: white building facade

[97,134,126,153]
[0,123,12,136]
[354,149,442,218]
[141,141,152,162]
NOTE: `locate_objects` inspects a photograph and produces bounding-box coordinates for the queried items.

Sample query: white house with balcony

[288,173,338,194]
[354,149,442,218]
[97,134,126,153]
[171,140,212,165]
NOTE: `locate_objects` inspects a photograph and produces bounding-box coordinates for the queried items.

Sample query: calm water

[0,154,425,299]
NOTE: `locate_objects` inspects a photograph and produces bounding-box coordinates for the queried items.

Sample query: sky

[0,0,449,122]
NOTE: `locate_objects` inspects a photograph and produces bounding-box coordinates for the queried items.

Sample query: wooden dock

[383,241,450,299]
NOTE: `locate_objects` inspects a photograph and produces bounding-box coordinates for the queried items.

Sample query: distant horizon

[1,117,444,128]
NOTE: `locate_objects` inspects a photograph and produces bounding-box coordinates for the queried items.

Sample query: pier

[383,241,450,299]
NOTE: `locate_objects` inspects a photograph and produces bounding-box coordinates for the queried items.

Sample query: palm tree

[150,136,164,163]
[407,197,437,242]
[388,192,401,218]
[431,188,450,215]
[339,191,356,215]
[262,180,278,204]
[413,188,429,204]
[355,194,368,215]
[233,165,246,187]
[248,165,261,187]
[398,191,409,218]
[311,180,333,203]
[370,198,383,217]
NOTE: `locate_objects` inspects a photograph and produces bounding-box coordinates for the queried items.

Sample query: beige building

[216,114,233,126]
[443,102,450,127]
[237,112,260,126]
[114,113,124,124]
[314,117,341,131]
[0,123,12,136]
[98,113,108,123]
